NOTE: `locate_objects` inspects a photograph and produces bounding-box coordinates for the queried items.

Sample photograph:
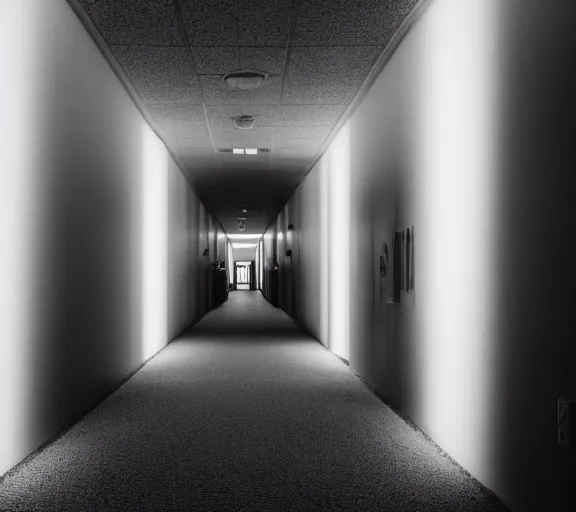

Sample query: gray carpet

[0,292,507,511]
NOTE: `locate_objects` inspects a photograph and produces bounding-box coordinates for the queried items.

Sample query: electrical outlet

[558,399,575,446]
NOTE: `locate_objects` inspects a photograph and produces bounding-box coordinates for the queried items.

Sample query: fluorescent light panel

[228,234,262,240]
[232,243,257,248]
[232,148,258,155]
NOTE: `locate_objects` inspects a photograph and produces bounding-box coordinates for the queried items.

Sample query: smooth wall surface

[0,0,218,477]
[265,0,576,509]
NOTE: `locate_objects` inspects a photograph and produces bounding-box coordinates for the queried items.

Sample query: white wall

[264,0,576,509]
[0,0,217,477]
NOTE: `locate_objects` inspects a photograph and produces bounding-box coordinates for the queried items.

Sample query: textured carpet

[0,291,507,511]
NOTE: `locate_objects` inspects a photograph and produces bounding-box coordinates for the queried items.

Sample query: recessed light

[228,234,261,240]
[232,243,258,249]
[245,148,258,155]
[233,148,244,154]
[233,115,256,130]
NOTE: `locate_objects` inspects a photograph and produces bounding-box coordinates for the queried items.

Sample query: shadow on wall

[0,0,214,478]
[260,0,576,509]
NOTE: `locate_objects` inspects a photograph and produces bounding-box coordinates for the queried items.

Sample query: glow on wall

[141,125,168,360]
[0,0,39,475]
[414,0,499,484]
[328,123,351,361]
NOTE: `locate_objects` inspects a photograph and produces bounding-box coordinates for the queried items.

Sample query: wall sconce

[286,224,294,257]
[392,232,402,303]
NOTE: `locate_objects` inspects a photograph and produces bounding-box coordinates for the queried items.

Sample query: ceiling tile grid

[80,0,184,46]
[281,46,384,104]
[112,46,203,104]
[199,76,283,106]
[291,0,418,46]
[76,0,417,233]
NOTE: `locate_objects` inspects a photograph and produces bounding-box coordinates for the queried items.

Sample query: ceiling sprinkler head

[223,69,269,91]
[233,115,256,130]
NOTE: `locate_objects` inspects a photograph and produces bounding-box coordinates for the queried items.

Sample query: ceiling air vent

[219,148,233,153]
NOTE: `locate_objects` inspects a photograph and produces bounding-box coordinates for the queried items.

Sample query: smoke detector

[233,115,256,130]
[223,69,269,90]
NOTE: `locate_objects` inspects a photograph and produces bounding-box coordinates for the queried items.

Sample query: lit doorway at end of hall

[235,261,251,290]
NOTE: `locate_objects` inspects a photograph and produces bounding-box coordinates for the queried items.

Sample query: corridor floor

[0,292,507,511]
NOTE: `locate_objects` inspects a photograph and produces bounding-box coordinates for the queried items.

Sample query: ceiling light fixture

[223,69,269,90]
[233,115,256,130]
[228,234,262,240]
[232,243,258,249]
[233,148,245,154]
[245,148,258,155]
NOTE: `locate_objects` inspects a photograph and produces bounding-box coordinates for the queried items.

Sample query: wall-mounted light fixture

[286,224,294,257]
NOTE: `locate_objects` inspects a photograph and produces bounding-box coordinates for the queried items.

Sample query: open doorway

[235,261,251,290]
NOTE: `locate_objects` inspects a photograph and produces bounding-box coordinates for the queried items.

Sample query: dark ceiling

[73,0,417,234]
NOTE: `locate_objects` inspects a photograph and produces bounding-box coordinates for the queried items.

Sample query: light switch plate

[558,399,575,446]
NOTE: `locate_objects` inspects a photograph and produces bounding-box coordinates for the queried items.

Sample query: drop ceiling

[74,0,417,234]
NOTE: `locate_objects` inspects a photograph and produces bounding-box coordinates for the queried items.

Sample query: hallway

[0,292,505,511]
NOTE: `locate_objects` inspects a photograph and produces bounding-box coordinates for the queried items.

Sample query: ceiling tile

[179,0,237,46]
[240,47,286,75]
[160,125,212,141]
[281,46,382,104]
[206,105,279,130]
[146,104,206,127]
[206,106,243,127]
[166,135,214,152]
[275,126,332,148]
[175,147,216,158]
[276,148,319,161]
[291,0,417,46]
[82,0,184,46]
[200,76,282,105]
[193,47,240,75]
[248,105,279,127]
[278,105,345,126]
[214,127,274,147]
[113,46,203,103]
[237,0,294,46]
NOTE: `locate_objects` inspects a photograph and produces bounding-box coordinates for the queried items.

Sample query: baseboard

[0,342,170,482]
[351,373,511,512]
